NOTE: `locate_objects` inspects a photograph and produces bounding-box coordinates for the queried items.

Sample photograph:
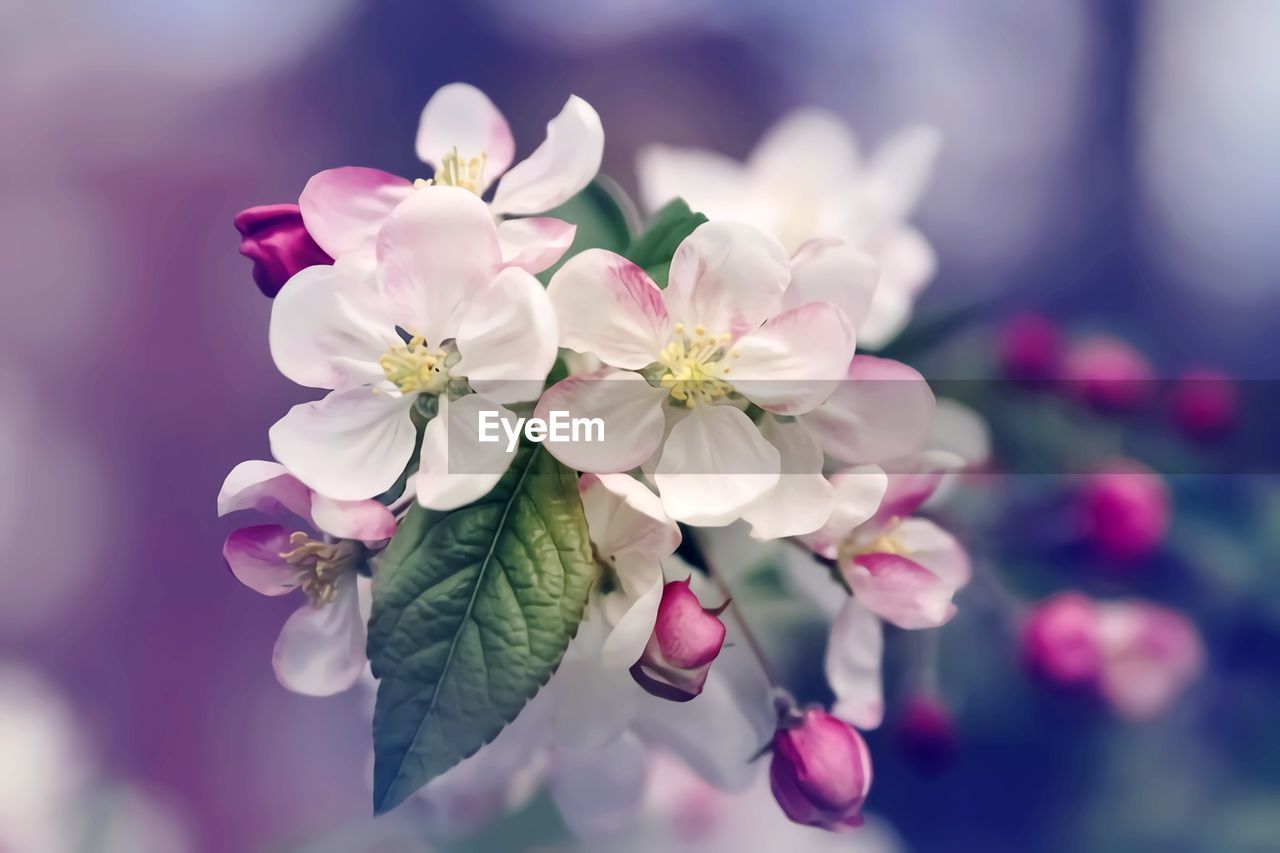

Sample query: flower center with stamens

[656,323,739,406]
[839,517,906,564]
[278,533,360,607]
[414,147,488,195]
[379,336,454,395]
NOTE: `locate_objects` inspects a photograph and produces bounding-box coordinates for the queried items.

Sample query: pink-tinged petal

[740,418,834,541]
[272,573,365,696]
[891,518,971,591]
[234,203,333,297]
[580,473,680,563]
[784,240,880,332]
[803,355,936,465]
[635,145,755,223]
[222,524,305,596]
[217,460,311,521]
[454,266,558,404]
[631,579,726,702]
[490,95,604,215]
[497,217,576,274]
[550,732,648,841]
[826,599,885,730]
[664,222,790,338]
[415,394,518,511]
[1095,601,1204,721]
[770,709,872,831]
[536,370,667,474]
[308,494,396,543]
[268,259,399,391]
[375,186,502,344]
[269,388,416,501]
[415,83,515,193]
[847,552,956,630]
[547,249,671,370]
[299,167,413,260]
[871,455,951,527]
[653,405,781,526]
[808,464,889,558]
[599,572,665,669]
[750,109,861,191]
[866,125,942,221]
[1020,593,1104,687]
[730,302,855,415]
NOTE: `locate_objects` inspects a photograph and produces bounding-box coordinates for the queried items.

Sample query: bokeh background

[2,1,1278,851]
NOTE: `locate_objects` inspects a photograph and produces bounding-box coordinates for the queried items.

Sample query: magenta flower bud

[234,203,332,297]
[893,696,957,775]
[1170,368,1238,440]
[1021,592,1102,688]
[629,579,727,702]
[1077,459,1170,562]
[998,312,1061,381]
[770,709,872,832]
[1064,335,1154,411]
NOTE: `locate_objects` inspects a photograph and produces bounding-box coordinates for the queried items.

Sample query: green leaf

[534,178,635,286]
[624,198,708,286]
[367,444,595,813]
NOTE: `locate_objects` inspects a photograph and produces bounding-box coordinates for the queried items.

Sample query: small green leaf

[367,444,595,813]
[625,198,708,283]
[535,179,635,285]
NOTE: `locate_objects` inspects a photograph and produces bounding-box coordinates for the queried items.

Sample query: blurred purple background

[2,2,1278,851]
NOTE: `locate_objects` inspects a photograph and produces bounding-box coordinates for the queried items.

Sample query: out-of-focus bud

[234,203,332,297]
[1170,368,1238,440]
[1021,592,1102,688]
[1077,459,1170,562]
[1095,601,1204,722]
[1064,335,1154,411]
[998,312,1062,381]
[629,579,726,702]
[770,709,872,832]
[892,696,957,775]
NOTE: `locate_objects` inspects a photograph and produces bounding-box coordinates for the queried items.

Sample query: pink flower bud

[1064,335,1154,411]
[234,204,332,297]
[1095,601,1203,721]
[998,312,1062,381]
[1021,592,1102,687]
[1078,459,1170,562]
[770,709,872,832]
[1170,368,1237,440]
[893,696,957,775]
[629,579,726,702]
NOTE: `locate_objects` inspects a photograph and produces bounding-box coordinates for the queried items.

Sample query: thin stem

[781,536,854,596]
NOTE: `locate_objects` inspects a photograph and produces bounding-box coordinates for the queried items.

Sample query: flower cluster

[216,83,1206,841]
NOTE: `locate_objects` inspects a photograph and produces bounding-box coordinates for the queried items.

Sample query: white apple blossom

[218,460,394,696]
[299,82,603,275]
[638,110,940,347]
[539,221,871,528]
[267,186,558,508]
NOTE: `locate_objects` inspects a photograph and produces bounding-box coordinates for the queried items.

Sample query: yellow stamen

[421,146,488,194]
[657,325,738,406]
[379,336,451,395]
[279,532,358,608]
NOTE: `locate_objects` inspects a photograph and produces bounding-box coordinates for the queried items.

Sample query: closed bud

[1078,459,1170,562]
[234,204,332,297]
[1064,335,1153,411]
[998,312,1061,382]
[1021,592,1102,688]
[893,696,957,775]
[629,579,726,702]
[770,709,872,832]
[1170,368,1237,440]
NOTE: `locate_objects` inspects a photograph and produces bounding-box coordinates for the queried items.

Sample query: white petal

[454,266,558,404]
[217,460,311,521]
[891,517,971,591]
[803,355,936,464]
[599,571,665,668]
[826,598,885,730]
[272,573,365,696]
[490,95,604,215]
[664,221,789,338]
[785,239,880,332]
[749,108,861,190]
[634,144,755,222]
[926,397,992,469]
[308,494,397,542]
[809,465,889,557]
[866,125,942,220]
[580,473,680,563]
[496,217,576,274]
[269,388,415,501]
[298,167,413,260]
[739,419,834,540]
[268,260,398,390]
[547,249,671,370]
[653,405,780,526]
[415,83,515,194]
[415,394,518,510]
[730,302,855,415]
[375,186,502,344]
[550,733,647,840]
[535,370,668,474]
